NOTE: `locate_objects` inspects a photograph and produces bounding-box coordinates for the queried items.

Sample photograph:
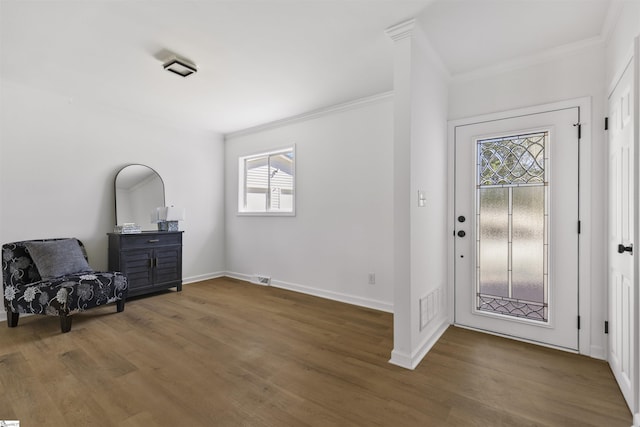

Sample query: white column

[387,19,451,369]
[386,19,416,368]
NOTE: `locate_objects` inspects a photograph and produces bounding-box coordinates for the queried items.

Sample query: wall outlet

[368,273,376,285]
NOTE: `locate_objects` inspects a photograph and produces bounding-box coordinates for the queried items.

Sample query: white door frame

[447,97,592,356]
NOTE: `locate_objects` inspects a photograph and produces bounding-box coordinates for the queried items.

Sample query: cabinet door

[121,248,154,291]
[153,246,182,286]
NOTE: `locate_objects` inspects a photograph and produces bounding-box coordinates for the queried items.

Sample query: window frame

[237,145,296,216]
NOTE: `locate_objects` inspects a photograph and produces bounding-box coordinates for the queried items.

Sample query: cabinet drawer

[118,233,182,249]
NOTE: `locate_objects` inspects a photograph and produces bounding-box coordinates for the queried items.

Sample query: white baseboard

[590,345,606,360]
[389,318,450,370]
[224,271,256,284]
[411,318,449,368]
[389,349,413,369]
[224,271,393,313]
[183,271,226,285]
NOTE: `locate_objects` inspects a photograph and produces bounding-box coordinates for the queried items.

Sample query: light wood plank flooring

[0,277,631,426]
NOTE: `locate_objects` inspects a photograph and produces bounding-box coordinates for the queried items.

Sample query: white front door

[454,107,580,350]
[608,50,638,417]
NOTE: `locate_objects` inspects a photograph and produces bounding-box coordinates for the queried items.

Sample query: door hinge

[573,123,582,139]
[577,316,581,330]
[605,320,609,334]
[604,117,609,131]
[578,221,581,234]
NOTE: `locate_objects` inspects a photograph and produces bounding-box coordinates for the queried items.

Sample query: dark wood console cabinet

[108,231,183,297]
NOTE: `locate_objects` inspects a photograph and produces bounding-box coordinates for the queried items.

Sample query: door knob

[618,243,633,254]
[457,230,466,238]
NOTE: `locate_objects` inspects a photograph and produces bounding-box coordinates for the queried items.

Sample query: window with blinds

[238,146,295,215]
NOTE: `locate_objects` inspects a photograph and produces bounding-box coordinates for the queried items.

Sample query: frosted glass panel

[512,186,545,302]
[475,131,548,322]
[478,188,509,297]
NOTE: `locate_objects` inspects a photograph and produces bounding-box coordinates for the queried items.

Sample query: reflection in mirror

[115,164,165,230]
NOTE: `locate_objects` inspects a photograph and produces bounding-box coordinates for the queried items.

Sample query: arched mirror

[114,164,165,230]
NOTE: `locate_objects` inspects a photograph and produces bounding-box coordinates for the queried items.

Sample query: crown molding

[452,35,604,83]
[385,19,416,42]
[601,0,624,45]
[225,91,393,140]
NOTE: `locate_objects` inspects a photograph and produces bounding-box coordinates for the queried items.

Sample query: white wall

[224,96,395,311]
[0,79,225,285]
[449,44,607,357]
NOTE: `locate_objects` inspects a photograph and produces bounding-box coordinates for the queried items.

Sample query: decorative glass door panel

[476,133,548,322]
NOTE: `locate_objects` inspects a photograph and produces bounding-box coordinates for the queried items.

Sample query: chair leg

[60,314,72,333]
[116,299,125,313]
[7,311,19,328]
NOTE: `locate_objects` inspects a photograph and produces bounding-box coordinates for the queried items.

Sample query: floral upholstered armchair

[2,238,128,333]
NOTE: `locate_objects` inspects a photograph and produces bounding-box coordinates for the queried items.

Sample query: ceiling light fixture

[163,57,197,77]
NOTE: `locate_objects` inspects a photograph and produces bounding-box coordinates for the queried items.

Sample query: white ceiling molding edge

[451,35,605,83]
[450,1,622,83]
[601,0,624,44]
[225,91,394,141]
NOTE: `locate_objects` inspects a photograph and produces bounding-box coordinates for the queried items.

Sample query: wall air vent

[253,275,271,286]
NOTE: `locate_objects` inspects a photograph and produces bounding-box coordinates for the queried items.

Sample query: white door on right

[608,50,638,417]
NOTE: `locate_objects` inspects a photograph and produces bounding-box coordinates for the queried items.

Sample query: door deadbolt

[458,216,466,223]
[457,230,466,238]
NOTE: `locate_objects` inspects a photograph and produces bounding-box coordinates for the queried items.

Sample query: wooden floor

[0,277,631,426]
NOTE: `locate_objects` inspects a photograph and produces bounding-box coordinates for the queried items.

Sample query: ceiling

[0,0,614,135]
